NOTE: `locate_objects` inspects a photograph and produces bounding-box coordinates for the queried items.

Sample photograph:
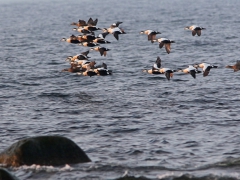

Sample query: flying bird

[185,25,206,36]
[140,30,161,43]
[143,56,162,74]
[194,63,217,77]
[153,38,175,54]
[177,65,202,79]
[225,60,240,72]
[90,46,110,56]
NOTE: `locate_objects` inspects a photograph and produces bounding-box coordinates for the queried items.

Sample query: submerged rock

[0,136,91,167]
[0,168,19,180]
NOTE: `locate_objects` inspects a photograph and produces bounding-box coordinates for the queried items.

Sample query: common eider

[194,63,217,77]
[66,50,90,61]
[83,26,101,32]
[153,38,175,54]
[90,46,110,56]
[93,63,112,76]
[143,56,162,74]
[159,68,176,80]
[79,42,99,47]
[185,25,206,36]
[140,30,161,43]
[225,60,240,72]
[61,35,81,44]
[102,27,126,40]
[72,27,93,34]
[177,65,202,79]
[70,19,87,27]
[62,63,82,73]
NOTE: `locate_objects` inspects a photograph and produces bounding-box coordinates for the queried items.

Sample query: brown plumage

[70,20,87,27]
[79,62,97,77]
[92,38,111,44]
[66,50,90,61]
[61,34,81,44]
[72,27,93,34]
[83,26,101,32]
[79,42,99,47]
[90,46,110,56]
[78,34,96,42]
[153,38,175,54]
[140,30,161,43]
[70,18,98,27]
[61,63,81,73]
[226,60,240,72]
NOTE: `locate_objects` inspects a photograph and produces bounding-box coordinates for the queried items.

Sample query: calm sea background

[0,0,240,179]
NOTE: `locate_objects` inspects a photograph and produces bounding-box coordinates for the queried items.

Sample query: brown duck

[225,60,240,72]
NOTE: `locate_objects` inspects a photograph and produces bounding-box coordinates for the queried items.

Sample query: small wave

[109,127,140,134]
[128,149,144,155]
[38,92,70,98]
[11,164,73,172]
[113,173,240,180]
[157,173,239,180]
[154,150,172,154]
[182,141,199,148]
[214,157,240,167]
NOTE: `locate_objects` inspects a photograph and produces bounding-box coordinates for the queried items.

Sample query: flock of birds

[141,26,240,80]
[61,17,125,76]
[61,18,240,80]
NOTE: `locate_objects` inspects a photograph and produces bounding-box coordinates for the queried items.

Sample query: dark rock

[0,136,91,167]
[0,168,19,180]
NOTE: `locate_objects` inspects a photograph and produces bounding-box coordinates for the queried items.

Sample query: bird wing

[98,32,109,39]
[203,70,210,77]
[189,70,196,79]
[203,66,211,77]
[93,18,98,26]
[78,19,87,26]
[147,34,152,41]
[98,48,105,56]
[236,60,240,69]
[159,42,164,49]
[165,72,171,80]
[103,51,107,57]
[81,50,89,56]
[115,21,123,27]
[113,31,120,40]
[156,56,161,68]
[102,63,108,69]
[77,55,86,60]
[87,18,95,26]
[192,30,197,36]
[165,43,171,54]
[150,34,157,43]
[196,30,201,36]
